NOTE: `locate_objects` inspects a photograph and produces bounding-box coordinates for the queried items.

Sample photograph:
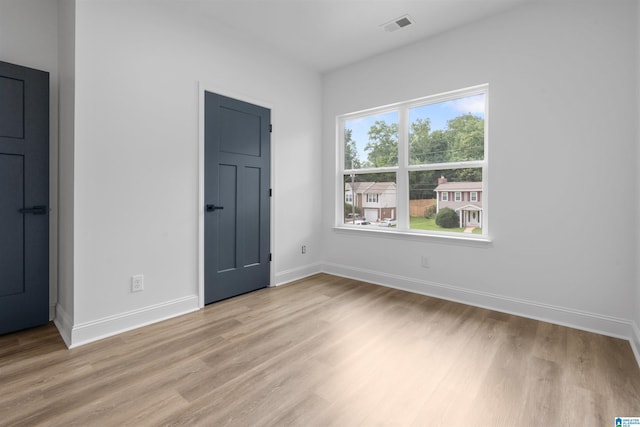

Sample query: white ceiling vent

[381,15,415,33]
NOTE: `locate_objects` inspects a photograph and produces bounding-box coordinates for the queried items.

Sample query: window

[338,85,487,237]
[345,193,353,203]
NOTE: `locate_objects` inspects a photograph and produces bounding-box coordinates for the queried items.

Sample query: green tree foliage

[435,207,459,228]
[451,167,482,182]
[344,202,360,217]
[362,113,483,198]
[424,204,436,219]
[344,128,361,169]
[409,118,430,164]
[365,121,398,167]
[447,114,484,162]
[409,170,439,200]
[425,130,450,163]
[408,114,483,165]
[409,119,449,165]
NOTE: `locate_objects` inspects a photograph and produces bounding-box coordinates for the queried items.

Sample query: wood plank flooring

[1,273,639,426]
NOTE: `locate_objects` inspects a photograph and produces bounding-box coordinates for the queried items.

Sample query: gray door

[0,61,49,334]
[204,92,270,304]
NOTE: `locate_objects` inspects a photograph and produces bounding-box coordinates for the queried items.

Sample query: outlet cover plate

[131,275,144,292]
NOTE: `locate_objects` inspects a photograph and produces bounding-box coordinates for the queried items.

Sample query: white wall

[66,0,322,344]
[0,0,59,320]
[322,0,638,338]
[634,0,640,363]
[55,0,75,344]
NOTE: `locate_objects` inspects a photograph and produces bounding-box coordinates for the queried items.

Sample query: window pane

[409,168,483,233]
[344,111,398,169]
[409,94,485,165]
[344,172,397,226]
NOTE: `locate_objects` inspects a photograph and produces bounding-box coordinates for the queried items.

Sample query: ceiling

[191,0,535,73]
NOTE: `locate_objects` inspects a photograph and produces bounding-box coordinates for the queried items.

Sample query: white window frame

[367,193,378,203]
[454,192,462,202]
[441,192,448,202]
[336,84,489,241]
[470,191,478,202]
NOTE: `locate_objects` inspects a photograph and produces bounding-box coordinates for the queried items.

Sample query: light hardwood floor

[1,274,639,426]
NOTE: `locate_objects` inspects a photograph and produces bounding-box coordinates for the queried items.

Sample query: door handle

[206,204,224,212]
[19,205,48,215]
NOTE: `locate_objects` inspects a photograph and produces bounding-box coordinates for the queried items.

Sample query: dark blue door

[204,92,270,304]
[0,61,49,334]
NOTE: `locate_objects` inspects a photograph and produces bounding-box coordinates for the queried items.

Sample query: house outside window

[434,178,483,229]
[345,193,353,203]
[339,84,487,237]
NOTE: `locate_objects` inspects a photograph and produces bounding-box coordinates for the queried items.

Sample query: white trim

[454,191,461,202]
[53,302,73,348]
[470,191,478,202]
[321,262,633,340]
[631,321,640,370]
[455,204,483,212]
[198,83,205,308]
[197,82,275,308]
[274,262,323,287]
[66,296,199,348]
[333,225,492,246]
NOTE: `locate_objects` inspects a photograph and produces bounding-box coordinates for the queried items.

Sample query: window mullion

[397,107,409,230]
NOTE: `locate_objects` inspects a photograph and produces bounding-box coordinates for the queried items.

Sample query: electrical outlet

[131,274,144,292]
[301,245,307,254]
[421,256,430,268]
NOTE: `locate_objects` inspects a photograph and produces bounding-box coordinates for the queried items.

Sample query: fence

[409,199,436,217]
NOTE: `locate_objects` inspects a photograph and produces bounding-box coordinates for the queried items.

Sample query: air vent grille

[381,15,414,33]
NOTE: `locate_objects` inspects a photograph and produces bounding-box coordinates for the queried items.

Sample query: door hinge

[269,124,272,133]
[269,253,272,262]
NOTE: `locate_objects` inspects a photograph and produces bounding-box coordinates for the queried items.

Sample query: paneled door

[0,61,49,334]
[204,92,270,304]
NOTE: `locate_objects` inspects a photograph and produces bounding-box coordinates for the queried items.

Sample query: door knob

[19,205,47,215]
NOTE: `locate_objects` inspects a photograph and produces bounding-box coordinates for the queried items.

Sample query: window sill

[332,225,493,247]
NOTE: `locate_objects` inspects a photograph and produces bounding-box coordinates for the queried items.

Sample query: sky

[345,93,485,166]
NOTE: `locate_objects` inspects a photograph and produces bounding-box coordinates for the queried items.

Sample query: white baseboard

[274,262,323,287]
[61,296,199,348]
[631,321,640,370]
[321,262,633,341]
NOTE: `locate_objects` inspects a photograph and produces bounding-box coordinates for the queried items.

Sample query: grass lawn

[410,216,482,234]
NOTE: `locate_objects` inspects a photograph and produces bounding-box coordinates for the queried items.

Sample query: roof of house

[455,204,483,212]
[434,182,482,192]
[365,182,396,193]
[346,182,396,193]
